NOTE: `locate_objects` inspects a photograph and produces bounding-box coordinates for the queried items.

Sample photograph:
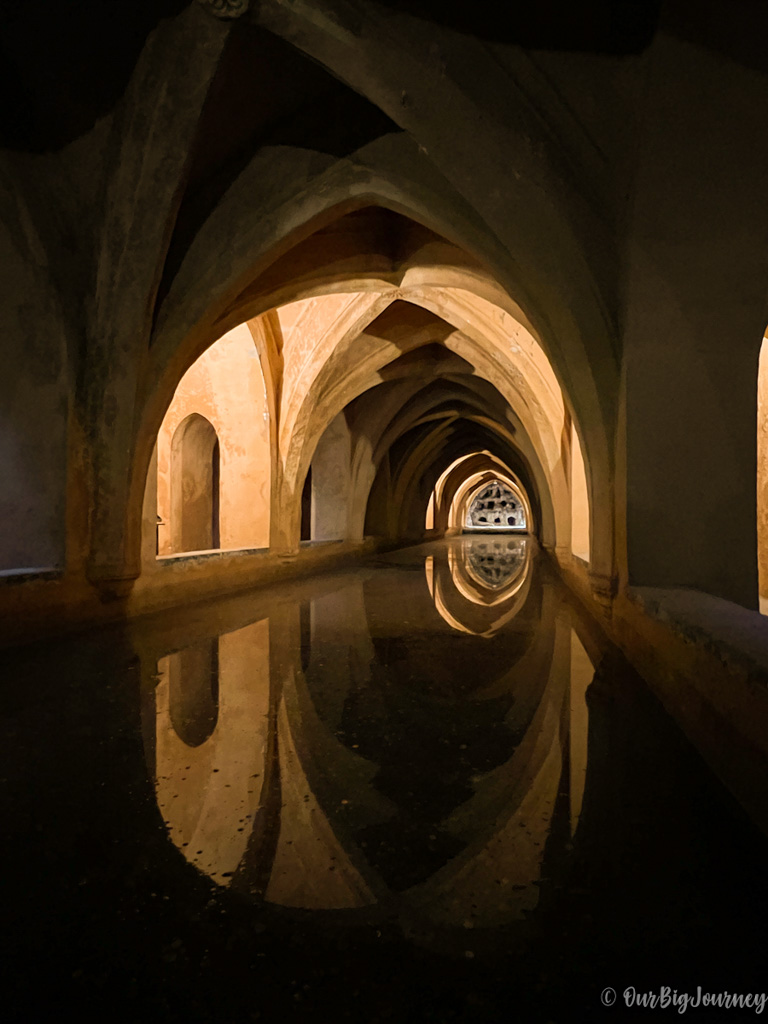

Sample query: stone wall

[156,324,270,554]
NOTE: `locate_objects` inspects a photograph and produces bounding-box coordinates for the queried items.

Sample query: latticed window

[466,480,526,530]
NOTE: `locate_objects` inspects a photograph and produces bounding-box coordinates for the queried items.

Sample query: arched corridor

[3,1,768,1020]
[139,221,580,572]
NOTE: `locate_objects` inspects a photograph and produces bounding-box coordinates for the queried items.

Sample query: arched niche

[300,467,312,542]
[153,322,272,558]
[170,413,220,554]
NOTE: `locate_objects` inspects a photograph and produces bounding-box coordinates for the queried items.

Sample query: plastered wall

[156,324,270,554]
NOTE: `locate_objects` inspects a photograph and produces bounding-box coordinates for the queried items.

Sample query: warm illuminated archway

[154,323,272,557]
[126,203,609,603]
[426,452,536,542]
[450,471,532,534]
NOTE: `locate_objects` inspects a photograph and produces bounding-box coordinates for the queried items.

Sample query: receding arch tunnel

[113,204,600,582]
[146,207,581,563]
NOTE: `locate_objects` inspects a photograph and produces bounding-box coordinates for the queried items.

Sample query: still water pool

[2,538,767,1022]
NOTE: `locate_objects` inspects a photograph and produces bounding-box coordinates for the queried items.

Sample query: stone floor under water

[2,537,768,1022]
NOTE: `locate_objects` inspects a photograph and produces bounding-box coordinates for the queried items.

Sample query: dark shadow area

[371,0,661,53]
[662,0,768,74]
[155,24,401,315]
[300,466,312,542]
[0,0,188,151]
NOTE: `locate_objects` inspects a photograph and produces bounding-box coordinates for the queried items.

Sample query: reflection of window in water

[466,539,527,589]
[168,637,219,747]
[466,480,526,530]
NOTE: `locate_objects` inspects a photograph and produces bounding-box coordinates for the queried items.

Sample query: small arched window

[300,466,312,542]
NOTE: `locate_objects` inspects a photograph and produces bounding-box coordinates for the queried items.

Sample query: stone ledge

[627,585,768,688]
[156,546,269,565]
[0,539,385,649]
[0,567,62,584]
[613,586,768,838]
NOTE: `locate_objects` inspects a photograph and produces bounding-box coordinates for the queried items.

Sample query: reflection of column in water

[264,692,381,910]
[152,620,270,886]
[262,589,390,910]
[569,629,595,837]
[401,591,569,929]
[231,605,293,898]
[305,582,375,734]
[424,555,435,598]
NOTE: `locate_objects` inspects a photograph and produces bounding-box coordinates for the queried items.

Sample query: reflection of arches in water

[264,686,384,910]
[430,539,533,638]
[144,590,595,930]
[466,479,526,531]
[149,620,271,887]
[465,539,527,590]
[402,616,594,933]
[449,539,531,606]
[168,637,219,747]
[269,610,594,924]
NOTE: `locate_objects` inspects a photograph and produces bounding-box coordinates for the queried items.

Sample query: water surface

[2,537,767,1022]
